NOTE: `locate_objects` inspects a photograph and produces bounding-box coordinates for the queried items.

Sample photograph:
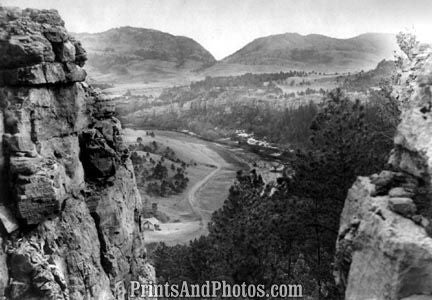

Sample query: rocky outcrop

[0,6,154,299]
[335,44,432,299]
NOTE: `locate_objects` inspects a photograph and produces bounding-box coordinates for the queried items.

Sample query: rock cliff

[335,43,432,299]
[0,6,154,299]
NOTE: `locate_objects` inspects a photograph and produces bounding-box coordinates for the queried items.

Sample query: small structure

[142,217,161,231]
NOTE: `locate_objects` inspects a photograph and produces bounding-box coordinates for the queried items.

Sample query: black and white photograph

[0,0,431,299]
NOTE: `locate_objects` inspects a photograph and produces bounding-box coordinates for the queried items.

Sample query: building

[142,217,161,231]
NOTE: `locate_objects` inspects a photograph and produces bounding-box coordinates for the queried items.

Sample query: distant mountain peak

[222,32,398,72]
[73,27,216,82]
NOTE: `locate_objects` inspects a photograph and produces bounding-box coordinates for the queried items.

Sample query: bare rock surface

[0,6,154,299]
[388,197,416,216]
[335,44,432,299]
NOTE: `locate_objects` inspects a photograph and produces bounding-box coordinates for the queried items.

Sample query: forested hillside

[151,85,399,298]
[222,33,397,72]
[116,60,394,150]
[116,70,333,147]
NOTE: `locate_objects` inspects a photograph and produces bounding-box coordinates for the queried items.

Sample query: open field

[123,129,250,245]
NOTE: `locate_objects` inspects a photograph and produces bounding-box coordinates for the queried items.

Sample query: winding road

[187,160,222,225]
[123,128,245,245]
[145,154,225,245]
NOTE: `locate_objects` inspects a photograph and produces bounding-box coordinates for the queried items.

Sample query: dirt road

[187,159,221,224]
[124,129,246,245]
[143,142,226,245]
[144,163,222,244]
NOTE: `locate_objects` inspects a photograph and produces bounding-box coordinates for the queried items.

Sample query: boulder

[43,62,67,83]
[389,186,415,198]
[72,39,87,67]
[335,177,432,300]
[388,197,416,216]
[64,62,86,82]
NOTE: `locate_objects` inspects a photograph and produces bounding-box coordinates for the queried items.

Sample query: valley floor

[124,129,252,245]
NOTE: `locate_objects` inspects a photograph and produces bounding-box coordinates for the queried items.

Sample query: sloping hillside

[74,26,216,83]
[341,59,396,91]
[220,32,397,73]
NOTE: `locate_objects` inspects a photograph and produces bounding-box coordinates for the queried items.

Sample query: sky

[2,0,432,59]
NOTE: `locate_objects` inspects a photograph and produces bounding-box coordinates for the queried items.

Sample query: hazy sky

[2,0,432,59]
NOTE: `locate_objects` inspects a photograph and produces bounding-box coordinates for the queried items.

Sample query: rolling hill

[74,27,216,83]
[75,29,399,84]
[341,59,396,91]
[218,32,398,73]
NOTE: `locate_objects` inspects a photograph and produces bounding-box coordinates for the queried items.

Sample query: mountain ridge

[74,28,399,82]
[221,32,398,73]
[73,26,216,82]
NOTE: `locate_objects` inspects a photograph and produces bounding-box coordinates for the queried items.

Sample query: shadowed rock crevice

[90,211,116,277]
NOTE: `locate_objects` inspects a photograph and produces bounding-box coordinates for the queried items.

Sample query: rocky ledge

[335,44,432,299]
[0,6,154,300]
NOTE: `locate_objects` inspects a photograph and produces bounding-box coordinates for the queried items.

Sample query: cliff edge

[334,43,432,299]
[0,6,154,299]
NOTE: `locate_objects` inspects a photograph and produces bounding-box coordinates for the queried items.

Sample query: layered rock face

[0,7,154,299]
[335,44,432,299]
